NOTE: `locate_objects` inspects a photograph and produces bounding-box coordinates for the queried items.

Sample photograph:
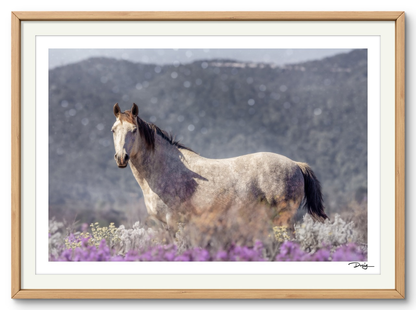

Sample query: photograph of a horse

[48,48,368,262]
[112,102,327,233]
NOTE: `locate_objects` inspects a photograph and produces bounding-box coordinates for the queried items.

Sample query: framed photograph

[11,11,405,299]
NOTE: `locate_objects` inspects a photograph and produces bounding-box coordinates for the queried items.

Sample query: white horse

[112,103,327,232]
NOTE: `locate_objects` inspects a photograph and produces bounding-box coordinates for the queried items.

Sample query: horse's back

[231,152,303,196]
[189,151,303,196]
[232,152,299,174]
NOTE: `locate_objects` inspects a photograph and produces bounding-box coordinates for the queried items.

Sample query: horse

[111,103,328,233]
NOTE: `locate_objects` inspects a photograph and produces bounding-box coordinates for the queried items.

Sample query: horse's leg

[273,199,302,237]
[165,212,179,234]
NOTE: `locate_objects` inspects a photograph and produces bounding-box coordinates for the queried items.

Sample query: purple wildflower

[332,243,367,261]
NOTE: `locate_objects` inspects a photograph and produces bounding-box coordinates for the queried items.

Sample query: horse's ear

[131,103,139,117]
[113,103,121,118]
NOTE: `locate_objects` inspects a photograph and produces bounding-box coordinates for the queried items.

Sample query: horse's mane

[121,110,195,153]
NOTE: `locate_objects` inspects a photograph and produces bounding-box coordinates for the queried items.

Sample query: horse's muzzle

[115,153,129,168]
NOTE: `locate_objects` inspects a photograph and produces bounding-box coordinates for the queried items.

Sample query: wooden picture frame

[11,11,405,299]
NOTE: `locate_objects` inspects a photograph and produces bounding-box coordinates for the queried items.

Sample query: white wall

[0,0,413,308]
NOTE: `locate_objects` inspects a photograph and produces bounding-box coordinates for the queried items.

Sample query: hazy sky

[49,49,351,69]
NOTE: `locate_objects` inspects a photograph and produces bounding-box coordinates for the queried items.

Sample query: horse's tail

[296,162,328,221]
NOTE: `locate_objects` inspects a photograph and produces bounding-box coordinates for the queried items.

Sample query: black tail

[296,162,328,221]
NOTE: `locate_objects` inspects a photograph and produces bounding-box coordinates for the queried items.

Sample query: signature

[348,262,374,270]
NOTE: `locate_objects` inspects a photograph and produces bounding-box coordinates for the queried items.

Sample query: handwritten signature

[348,262,374,270]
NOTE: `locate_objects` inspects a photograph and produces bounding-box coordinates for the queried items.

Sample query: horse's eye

[132,128,137,134]
[111,129,115,133]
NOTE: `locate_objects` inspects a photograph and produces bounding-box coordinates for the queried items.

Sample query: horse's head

[112,103,139,168]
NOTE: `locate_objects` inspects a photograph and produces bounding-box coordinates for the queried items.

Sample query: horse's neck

[129,134,193,185]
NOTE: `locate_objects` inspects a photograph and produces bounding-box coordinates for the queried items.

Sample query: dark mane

[121,110,195,153]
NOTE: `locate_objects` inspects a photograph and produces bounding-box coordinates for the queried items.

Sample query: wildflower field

[49,212,367,262]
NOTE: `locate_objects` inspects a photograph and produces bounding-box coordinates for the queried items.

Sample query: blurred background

[48,48,368,227]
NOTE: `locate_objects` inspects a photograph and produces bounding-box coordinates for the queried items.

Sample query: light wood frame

[11,11,405,299]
